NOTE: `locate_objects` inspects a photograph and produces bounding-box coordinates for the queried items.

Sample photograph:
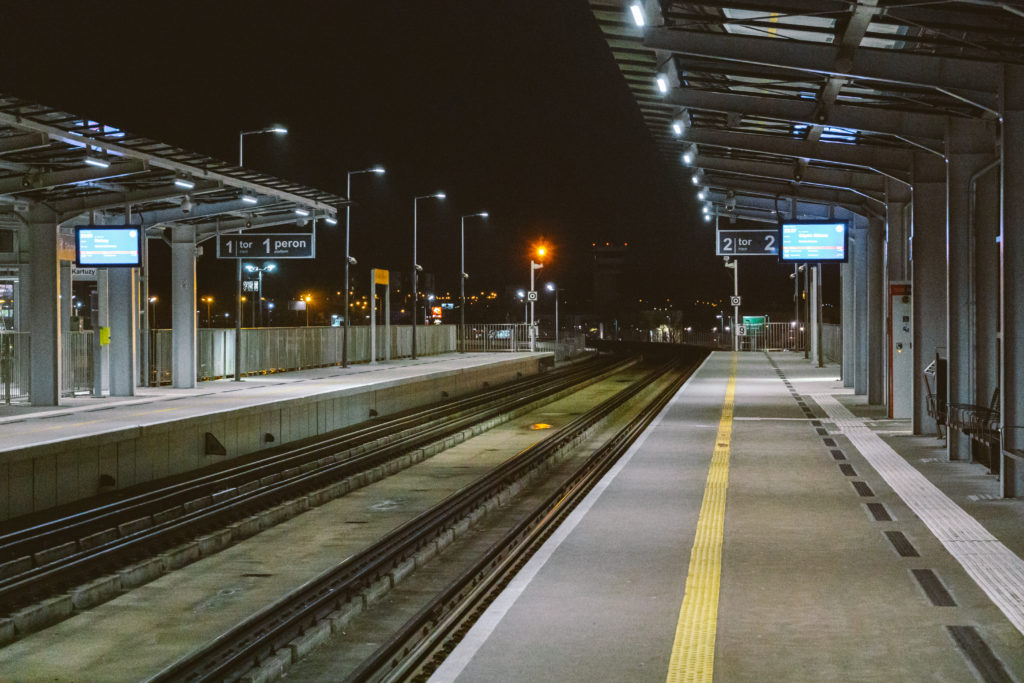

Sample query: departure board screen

[75,226,142,267]
[779,221,849,262]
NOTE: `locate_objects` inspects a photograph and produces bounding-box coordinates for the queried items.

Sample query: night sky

[0,1,825,328]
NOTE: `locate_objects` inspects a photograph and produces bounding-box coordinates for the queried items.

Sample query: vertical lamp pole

[237,124,287,380]
[412,192,445,360]
[460,211,488,353]
[725,258,739,351]
[343,166,385,368]
[529,248,545,352]
[545,282,561,351]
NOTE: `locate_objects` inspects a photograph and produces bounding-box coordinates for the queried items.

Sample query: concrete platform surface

[431,351,1024,682]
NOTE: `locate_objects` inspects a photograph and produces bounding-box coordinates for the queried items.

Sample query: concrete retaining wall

[0,355,547,522]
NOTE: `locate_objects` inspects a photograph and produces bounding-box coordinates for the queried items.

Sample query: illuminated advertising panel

[75,226,142,267]
[779,220,849,262]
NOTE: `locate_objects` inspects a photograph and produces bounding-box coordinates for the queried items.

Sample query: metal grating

[853,481,875,497]
[885,530,920,557]
[866,503,892,522]
[912,569,956,607]
[946,626,1013,683]
[839,463,856,476]
[830,449,846,460]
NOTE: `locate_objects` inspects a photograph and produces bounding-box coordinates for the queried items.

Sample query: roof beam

[679,128,911,178]
[695,154,886,195]
[0,132,46,154]
[704,174,870,214]
[643,27,1000,104]
[664,87,947,142]
[0,159,147,195]
[51,179,220,220]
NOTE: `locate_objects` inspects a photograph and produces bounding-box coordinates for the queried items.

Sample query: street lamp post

[303,295,312,327]
[529,247,546,352]
[412,192,446,360]
[545,282,561,351]
[245,263,276,327]
[201,296,213,327]
[459,211,488,353]
[236,124,287,381]
[343,166,386,368]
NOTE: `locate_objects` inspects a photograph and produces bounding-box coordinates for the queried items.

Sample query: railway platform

[432,351,1024,682]
[0,352,551,523]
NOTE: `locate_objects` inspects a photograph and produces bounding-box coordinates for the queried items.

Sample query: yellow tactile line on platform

[665,353,738,683]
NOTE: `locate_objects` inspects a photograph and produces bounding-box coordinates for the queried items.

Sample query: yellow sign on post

[99,326,111,346]
[373,269,389,286]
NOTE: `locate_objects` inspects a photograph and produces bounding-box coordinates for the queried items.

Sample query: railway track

[0,355,632,618]
[151,353,703,682]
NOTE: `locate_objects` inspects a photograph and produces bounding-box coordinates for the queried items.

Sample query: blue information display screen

[779,221,849,262]
[75,226,142,267]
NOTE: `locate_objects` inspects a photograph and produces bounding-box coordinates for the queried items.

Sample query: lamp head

[434,192,446,199]
[371,166,386,174]
[265,263,277,272]
[270,126,288,134]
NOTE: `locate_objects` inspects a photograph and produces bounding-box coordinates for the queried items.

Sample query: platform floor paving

[0,352,542,453]
[432,351,1024,682]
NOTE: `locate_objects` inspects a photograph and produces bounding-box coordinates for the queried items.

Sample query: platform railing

[148,324,459,384]
[461,324,531,353]
[0,331,29,403]
[62,330,93,396]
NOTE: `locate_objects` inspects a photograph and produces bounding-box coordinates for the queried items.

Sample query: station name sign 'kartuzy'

[716,229,778,256]
[779,220,849,262]
[217,233,315,259]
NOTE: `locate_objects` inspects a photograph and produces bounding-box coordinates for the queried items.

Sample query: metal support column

[1000,64,1024,496]
[912,153,948,435]
[28,216,60,405]
[841,259,855,388]
[853,229,868,395]
[867,215,885,405]
[171,225,197,389]
[59,260,71,332]
[947,118,998,460]
[108,266,137,397]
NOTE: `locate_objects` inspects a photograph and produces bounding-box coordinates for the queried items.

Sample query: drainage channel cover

[946,625,1013,682]
[852,481,875,497]
[912,569,956,607]
[839,463,857,477]
[885,530,920,557]
[866,503,892,521]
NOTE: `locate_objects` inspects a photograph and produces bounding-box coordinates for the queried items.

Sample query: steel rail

[350,355,702,682]
[0,357,630,613]
[150,356,687,682]
[0,358,610,562]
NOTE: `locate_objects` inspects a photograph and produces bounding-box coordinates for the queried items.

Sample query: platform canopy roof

[0,93,348,239]
[589,0,1024,225]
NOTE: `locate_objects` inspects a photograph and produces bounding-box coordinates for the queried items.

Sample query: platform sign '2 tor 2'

[217,233,315,259]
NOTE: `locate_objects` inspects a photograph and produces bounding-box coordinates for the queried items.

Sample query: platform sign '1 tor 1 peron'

[779,220,849,262]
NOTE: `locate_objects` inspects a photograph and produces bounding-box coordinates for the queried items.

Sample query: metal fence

[149,324,459,384]
[62,331,93,396]
[741,322,806,351]
[0,332,29,403]
[461,324,532,353]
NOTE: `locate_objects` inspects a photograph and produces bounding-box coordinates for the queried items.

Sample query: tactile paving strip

[813,392,1024,637]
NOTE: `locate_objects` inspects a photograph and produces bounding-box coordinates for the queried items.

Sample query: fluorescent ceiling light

[629,2,646,27]
[655,74,669,94]
[294,208,310,217]
[174,178,195,189]
[241,194,258,204]
[84,156,110,168]
[672,121,683,136]
[325,216,338,225]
